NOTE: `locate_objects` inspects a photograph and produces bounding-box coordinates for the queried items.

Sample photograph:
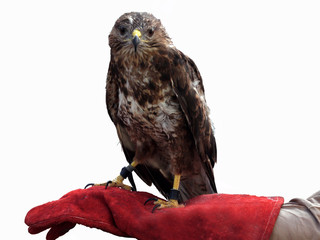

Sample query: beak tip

[132,35,140,52]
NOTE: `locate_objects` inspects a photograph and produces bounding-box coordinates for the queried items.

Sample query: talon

[152,204,161,213]
[105,180,113,189]
[105,176,133,191]
[147,175,184,212]
[84,183,94,189]
[84,182,109,189]
[144,198,158,205]
[149,199,183,212]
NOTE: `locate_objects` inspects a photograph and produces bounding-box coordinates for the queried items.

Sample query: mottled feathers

[106,12,217,201]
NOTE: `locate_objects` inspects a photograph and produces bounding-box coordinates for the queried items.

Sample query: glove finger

[46,222,76,240]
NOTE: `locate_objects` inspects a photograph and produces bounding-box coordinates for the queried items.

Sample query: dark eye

[148,28,154,37]
[119,26,127,36]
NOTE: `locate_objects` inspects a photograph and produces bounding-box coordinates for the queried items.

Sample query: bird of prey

[88,12,217,211]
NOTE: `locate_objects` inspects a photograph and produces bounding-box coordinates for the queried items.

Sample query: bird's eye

[119,26,127,36]
[148,28,154,37]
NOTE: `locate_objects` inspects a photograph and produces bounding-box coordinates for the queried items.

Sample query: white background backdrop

[1,0,319,239]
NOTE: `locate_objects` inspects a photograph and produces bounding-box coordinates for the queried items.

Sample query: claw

[148,198,183,212]
[144,198,182,213]
[105,180,113,189]
[105,177,133,191]
[144,198,158,205]
[87,173,134,191]
[84,183,94,189]
[152,204,161,213]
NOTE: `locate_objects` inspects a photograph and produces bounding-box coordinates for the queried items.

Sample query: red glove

[25,186,283,240]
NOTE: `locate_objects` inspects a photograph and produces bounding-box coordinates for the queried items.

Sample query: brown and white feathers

[106,12,217,201]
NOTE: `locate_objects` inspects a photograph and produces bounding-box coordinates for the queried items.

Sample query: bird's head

[109,12,172,59]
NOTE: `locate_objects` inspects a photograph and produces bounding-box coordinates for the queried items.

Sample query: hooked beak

[132,29,141,52]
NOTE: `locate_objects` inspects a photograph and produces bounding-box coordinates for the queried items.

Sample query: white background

[1,0,320,239]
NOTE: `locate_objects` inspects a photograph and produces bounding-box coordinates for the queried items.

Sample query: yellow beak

[132,29,142,38]
[132,29,141,52]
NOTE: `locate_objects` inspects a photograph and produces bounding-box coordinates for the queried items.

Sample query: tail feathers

[179,168,216,202]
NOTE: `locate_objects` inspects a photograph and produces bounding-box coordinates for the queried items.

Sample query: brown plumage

[106,12,217,202]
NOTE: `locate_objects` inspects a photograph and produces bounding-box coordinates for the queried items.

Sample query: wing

[106,58,119,123]
[168,49,217,192]
[106,58,172,198]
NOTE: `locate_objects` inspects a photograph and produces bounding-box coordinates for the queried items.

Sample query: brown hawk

[88,12,217,211]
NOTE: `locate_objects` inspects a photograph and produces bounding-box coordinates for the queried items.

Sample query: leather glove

[25,186,283,240]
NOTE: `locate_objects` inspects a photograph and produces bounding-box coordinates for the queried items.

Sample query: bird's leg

[107,160,138,190]
[145,174,184,212]
[85,161,138,191]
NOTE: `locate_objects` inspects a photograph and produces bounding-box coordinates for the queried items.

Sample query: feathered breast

[116,60,184,142]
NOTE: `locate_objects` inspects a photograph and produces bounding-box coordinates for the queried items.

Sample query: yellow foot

[107,178,132,191]
[84,175,133,191]
[145,198,184,212]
